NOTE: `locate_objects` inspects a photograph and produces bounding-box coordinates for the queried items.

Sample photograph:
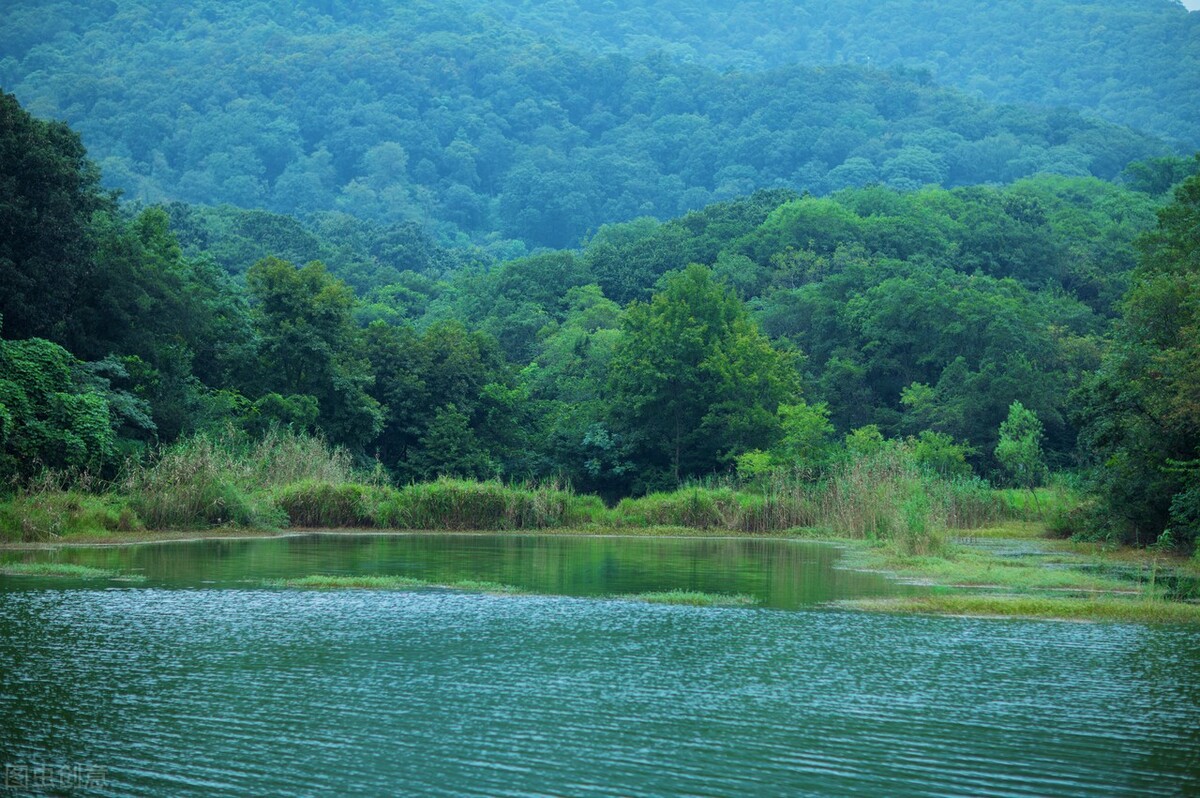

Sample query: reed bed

[2,430,1023,544]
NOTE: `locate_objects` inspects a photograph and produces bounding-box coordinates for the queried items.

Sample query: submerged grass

[843,546,1142,593]
[844,594,1200,624]
[616,590,759,607]
[0,562,142,580]
[264,574,522,593]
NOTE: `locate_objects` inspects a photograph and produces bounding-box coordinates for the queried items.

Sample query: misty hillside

[0,0,1180,249]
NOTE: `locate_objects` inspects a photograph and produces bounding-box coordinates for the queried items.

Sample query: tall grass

[819,448,1004,552]
[614,484,814,532]
[124,434,271,529]
[0,429,1022,543]
[119,428,360,531]
[0,470,140,541]
[274,481,387,528]
[381,478,607,530]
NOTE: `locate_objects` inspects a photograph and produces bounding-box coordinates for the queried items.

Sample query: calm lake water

[2,533,1199,796]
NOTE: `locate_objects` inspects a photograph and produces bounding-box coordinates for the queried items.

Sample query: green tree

[409,404,496,480]
[0,336,127,480]
[245,257,381,451]
[610,265,801,488]
[770,401,835,471]
[0,91,112,343]
[1076,171,1200,545]
[995,401,1047,506]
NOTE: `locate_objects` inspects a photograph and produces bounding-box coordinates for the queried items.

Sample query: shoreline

[3,523,1197,624]
[0,524,830,550]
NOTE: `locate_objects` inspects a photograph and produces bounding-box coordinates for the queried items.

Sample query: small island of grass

[616,590,759,607]
[264,574,522,594]
[0,562,144,580]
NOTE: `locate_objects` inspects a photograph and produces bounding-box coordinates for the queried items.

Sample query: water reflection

[1,533,914,608]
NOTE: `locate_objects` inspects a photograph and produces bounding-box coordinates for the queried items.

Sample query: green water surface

[1,534,1198,796]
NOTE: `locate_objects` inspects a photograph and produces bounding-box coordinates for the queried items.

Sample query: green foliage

[843,425,888,457]
[770,401,835,471]
[995,401,1048,490]
[0,337,122,480]
[1076,170,1200,546]
[734,450,773,484]
[0,91,112,342]
[409,405,496,481]
[364,319,517,480]
[610,265,801,487]
[246,256,383,450]
[911,431,973,479]
[1,7,1173,249]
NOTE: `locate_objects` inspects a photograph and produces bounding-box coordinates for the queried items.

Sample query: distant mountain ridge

[0,0,1184,249]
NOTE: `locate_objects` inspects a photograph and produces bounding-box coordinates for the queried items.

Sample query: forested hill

[466,0,1200,148]
[0,0,1174,250]
[2,91,1198,543]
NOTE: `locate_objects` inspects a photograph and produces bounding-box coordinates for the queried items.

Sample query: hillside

[0,0,1175,249]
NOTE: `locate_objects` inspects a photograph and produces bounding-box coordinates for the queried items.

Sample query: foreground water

[2,534,1199,796]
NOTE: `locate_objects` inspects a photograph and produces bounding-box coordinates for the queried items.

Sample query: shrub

[274,481,390,528]
[379,478,604,530]
[0,483,140,542]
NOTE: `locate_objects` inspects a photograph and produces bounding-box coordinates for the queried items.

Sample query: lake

[2,533,1199,796]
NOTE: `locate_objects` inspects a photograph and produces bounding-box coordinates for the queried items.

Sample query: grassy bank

[3,431,1198,623]
[0,433,1002,550]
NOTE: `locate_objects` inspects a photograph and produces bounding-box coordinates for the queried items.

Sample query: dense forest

[0,0,1180,249]
[1,85,1197,545]
[467,0,1200,147]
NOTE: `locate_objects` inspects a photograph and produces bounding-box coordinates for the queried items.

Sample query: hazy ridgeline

[0,0,1182,250]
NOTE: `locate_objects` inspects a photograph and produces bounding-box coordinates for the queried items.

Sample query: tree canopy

[0,1,1177,250]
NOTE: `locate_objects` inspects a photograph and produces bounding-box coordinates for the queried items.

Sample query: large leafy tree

[1076,168,1200,546]
[245,257,382,451]
[0,91,113,343]
[610,265,801,488]
[0,336,151,480]
[995,400,1048,504]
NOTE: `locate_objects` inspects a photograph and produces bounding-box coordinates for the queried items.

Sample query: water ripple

[2,588,1199,796]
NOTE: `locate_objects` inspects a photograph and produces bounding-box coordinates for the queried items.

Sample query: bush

[379,478,605,530]
[0,482,140,542]
[123,433,284,529]
[274,481,390,528]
